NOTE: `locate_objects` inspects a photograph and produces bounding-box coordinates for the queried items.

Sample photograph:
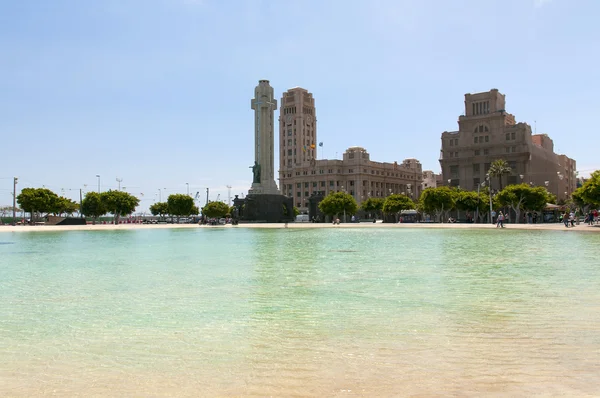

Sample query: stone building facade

[278,87,423,212]
[439,89,576,200]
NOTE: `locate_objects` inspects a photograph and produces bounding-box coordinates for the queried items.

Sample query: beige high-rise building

[278,87,423,211]
[439,89,576,201]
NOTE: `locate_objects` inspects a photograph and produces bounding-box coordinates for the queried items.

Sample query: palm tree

[488,159,512,191]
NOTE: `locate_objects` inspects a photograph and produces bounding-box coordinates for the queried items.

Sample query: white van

[295,214,310,222]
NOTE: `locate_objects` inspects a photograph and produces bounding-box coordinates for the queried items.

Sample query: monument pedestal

[248,182,280,195]
[233,194,294,223]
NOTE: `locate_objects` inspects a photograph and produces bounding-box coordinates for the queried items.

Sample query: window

[474,150,481,156]
[473,164,480,174]
[288,149,292,155]
[305,191,309,197]
[320,181,325,187]
[485,136,489,142]
[455,138,459,146]
[506,147,510,153]
[508,161,517,170]
[511,132,516,140]
[349,181,354,186]
[287,129,292,136]
[450,165,459,179]
[484,163,491,173]
[312,182,317,187]
[474,177,480,186]
[329,181,334,186]
[304,182,309,188]
[506,133,510,141]
[450,139,454,147]
[297,192,301,197]
[511,146,516,153]
[455,152,459,158]
[474,137,478,144]
[296,183,301,188]
[483,149,489,155]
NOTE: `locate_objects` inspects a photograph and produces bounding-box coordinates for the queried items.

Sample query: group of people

[560,208,598,227]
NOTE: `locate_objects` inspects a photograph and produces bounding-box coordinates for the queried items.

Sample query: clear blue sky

[1,0,598,211]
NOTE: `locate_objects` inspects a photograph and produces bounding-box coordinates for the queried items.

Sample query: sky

[1,0,598,212]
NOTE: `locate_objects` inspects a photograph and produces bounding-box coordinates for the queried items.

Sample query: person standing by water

[496,211,505,228]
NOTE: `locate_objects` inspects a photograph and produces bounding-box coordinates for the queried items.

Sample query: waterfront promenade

[1,222,599,233]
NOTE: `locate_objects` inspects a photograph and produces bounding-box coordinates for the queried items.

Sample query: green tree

[577,170,600,206]
[149,201,169,220]
[495,184,549,223]
[167,194,195,222]
[382,194,414,222]
[202,201,230,219]
[100,190,140,224]
[293,206,300,217]
[191,205,199,215]
[17,187,61,220]
[53,196,80,216]
[418,187,455,222]
[81,192,107,224]
[487,159,512,191]
[360,197,385,219]
[318,191,358,220]
[454,190,482,222]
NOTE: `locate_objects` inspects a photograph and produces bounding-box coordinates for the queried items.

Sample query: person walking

[496,211,505,228]
[563,211,570,228]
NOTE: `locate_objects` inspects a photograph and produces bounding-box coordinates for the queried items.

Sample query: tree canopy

[149,201,169,218]
[495,184,550,223]
[17,188,60,217]
[167,194,195,221]
[382,194,414,214]
[418,187,455,222]
[100,190,140,224]
[202,201,230,219]
[318,191,358,217]
[575,170,600,206]
[81,192,107,223]
[360,197,385,217]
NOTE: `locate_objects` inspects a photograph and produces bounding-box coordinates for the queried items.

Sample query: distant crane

[226,185,232,206]
[216,193,221,202]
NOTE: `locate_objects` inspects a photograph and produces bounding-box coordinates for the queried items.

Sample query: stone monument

[249,80,280,194]
[233,80,294,223]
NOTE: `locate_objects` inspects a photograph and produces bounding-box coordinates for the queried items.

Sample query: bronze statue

[250,161,261,183]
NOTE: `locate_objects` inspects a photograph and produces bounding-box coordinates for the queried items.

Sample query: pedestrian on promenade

[496,211,505,228]
[563,211,570,228]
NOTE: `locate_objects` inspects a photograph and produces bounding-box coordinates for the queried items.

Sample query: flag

[318,142,323,147]
[302,146,306,152]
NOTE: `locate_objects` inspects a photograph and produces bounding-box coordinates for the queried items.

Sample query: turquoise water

[1,228,599,396]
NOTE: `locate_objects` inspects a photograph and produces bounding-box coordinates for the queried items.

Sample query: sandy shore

[1,221,599,233]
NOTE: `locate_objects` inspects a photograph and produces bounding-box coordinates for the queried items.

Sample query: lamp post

[486,173,493,224]
[476,181,485,223]
[341,185,346,223]
[12,177,18,226]
[116,177,123,191]
[186,182,189,196]
[96,175,101,193]
[448,179,451,187]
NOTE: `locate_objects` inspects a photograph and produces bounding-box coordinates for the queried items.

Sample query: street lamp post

[186,183,189,196]
[486,173,493,224]
[96,175,101,193]
[341,185,346,223]
[476,181,485,223]
[12,177,18,226]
